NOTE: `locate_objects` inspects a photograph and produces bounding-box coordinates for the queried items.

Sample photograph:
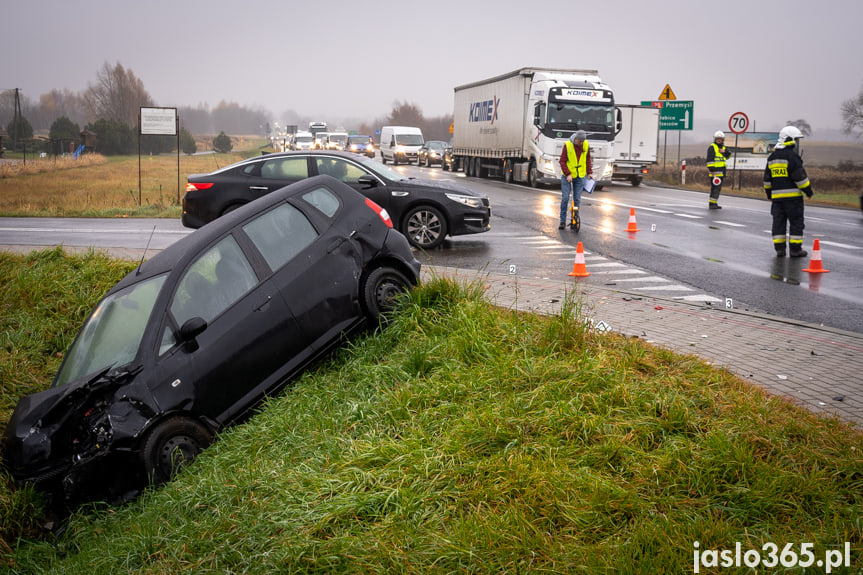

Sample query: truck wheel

[403,205,447,249]
[382,154,388,165]
[503,160,513,184]
[528,160,539,188]
[631,176,642,187]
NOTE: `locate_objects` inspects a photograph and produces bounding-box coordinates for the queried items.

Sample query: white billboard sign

[140,107,177,135]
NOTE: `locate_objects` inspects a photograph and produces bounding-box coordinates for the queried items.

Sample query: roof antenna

[136,225,157,276]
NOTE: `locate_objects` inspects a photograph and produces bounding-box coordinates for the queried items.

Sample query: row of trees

[1,61,270,155]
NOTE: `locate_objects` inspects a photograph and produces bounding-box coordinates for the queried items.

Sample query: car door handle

[250,186,269,191]
[254,295,272,312]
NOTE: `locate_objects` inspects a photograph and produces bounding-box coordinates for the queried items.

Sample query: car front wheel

[361,266,412,324]
[141,417,213,485]
[403,205,447,249]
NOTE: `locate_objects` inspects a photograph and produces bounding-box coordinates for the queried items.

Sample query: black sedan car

[417,141,447,167]
[183,151,491,250]
[3,175,420,506]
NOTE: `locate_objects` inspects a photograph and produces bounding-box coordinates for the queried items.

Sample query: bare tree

[786,119,811,137]
[841,82,863,141]
[83,61,154,126]
[387,101,425,126]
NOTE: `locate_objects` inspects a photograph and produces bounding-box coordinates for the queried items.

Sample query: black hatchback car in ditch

[183,151,491,250]
[3,175,420,506]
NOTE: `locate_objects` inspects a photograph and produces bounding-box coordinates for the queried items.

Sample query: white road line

[714,220,746,227]
[674,213,702,219]
[632,284,694,292]
[606,275,670,282]
[676,294,723,302]
[819,240,861,250]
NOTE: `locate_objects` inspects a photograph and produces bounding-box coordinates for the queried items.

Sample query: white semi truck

[611,104,660,187]
[452,67,619,187]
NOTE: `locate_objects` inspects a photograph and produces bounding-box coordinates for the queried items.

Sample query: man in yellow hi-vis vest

[706,130,732,209]
[558,131,593,230]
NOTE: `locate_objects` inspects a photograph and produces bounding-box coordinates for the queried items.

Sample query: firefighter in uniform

[558,130,593,230]
[706,130,732,209]
[763,126,813,257]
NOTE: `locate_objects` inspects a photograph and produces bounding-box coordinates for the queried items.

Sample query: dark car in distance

[3,175,421,507]
[183,151,491,250]
[417,140,447,167]
[347,135,375,158]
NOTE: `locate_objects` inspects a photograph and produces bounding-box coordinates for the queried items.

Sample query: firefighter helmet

[779,126,803,143]
[714,131,725,139]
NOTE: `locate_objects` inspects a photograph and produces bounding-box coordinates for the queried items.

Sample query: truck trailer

[452,67,619,187]
[612,104,660,187]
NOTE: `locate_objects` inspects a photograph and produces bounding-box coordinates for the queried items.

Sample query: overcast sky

[5,0,861,137]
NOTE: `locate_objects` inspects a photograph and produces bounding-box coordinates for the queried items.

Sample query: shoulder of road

[3,242,861,429]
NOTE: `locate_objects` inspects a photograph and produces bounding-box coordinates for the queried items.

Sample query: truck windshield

[396,134,424,146]
[548,103,615,134]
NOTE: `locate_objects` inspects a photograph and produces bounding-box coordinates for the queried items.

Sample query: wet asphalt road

[1,165,861,333]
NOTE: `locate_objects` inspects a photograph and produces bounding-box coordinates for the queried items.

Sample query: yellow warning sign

[658,84,677,101]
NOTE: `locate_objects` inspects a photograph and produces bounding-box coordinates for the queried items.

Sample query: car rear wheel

[403,205,447,249]
[141,417,213,485]
[361,266,412,324]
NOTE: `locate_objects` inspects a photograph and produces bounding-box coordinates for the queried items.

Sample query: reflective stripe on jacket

[763,145,811,200]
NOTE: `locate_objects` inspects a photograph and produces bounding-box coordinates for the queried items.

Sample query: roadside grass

[0,139,272,219]
[651,164,861,209]
[1,251,861,572]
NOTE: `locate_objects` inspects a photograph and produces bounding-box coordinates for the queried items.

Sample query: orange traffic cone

[568,241,591,277]
[624,207,640,232]
[802,238,830,273]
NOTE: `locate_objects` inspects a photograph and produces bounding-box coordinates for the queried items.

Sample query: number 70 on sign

[729,112,749,134]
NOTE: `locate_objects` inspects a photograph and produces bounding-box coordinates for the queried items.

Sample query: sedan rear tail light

[364,198,393,228]
[186,182,214,192]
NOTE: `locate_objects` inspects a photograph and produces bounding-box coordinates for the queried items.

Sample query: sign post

[727,112,749,189]
[139,107,180,205]
[643,96,694,175]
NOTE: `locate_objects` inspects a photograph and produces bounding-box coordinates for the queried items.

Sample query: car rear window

[302,187,340,218]
[243,203,318,271]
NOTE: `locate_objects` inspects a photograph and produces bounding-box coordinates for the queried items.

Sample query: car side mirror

[179,317,207,351]
[358,174,378,189]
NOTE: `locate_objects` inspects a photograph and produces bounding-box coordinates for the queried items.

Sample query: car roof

[121,175,350,289]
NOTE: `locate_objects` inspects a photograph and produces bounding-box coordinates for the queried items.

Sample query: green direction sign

[641,100,694,131]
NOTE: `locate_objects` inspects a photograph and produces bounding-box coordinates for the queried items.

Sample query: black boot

[790,248,808,258]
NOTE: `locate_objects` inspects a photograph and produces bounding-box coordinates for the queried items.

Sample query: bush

[213,131,232,153]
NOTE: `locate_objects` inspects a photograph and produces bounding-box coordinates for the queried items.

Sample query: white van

[380,126,424,165]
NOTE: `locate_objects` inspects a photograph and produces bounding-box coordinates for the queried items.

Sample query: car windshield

[54,274,168,387]
[428,142,445,150]
[296,136,313,143]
